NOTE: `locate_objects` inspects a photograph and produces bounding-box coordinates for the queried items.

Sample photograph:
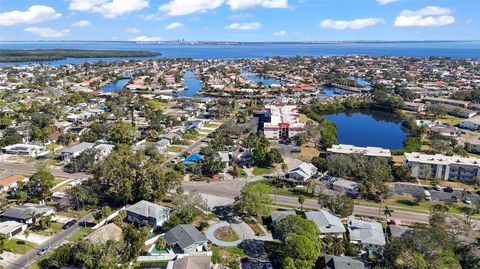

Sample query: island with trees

[0,49,160,62]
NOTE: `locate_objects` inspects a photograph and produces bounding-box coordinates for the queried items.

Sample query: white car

[464,197,472,205]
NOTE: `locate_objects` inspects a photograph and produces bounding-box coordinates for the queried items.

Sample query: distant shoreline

[0,49,160,62]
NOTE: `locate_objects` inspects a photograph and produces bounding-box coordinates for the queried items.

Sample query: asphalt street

[5,213,93,269]
[392,182,480,204]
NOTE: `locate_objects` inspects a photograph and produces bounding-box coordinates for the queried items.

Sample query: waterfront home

[305,210,346,238]
[0,221,28,238]
[326,144,392,161]
[163,224,208,254]
[0,203,55,224]
[126,200,171,228]
[347,217,386,250]
[429,124,459,138]
[286,162,318,182]
[404,152,480,183]
[404,101,425,112]
[323,255,365,269]
[2,144,48,157]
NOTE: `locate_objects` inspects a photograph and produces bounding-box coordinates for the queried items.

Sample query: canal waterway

[179,70,202,97]
[100,78,129,92]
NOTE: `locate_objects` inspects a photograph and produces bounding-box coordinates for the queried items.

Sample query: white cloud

[273,30,286,36]
[126,27,140,33]
[225,22,261,30]
[159,0,288,16]
[377,0,399,5]
[130,35,162,41]
[69,0,149,18]
[24,27,70,38]
[394,6,455,27]
[320,18,384,30]
[71,20,91,27]
[0,5,61,26]
[165,22,184,30]
[227,0,288,10]
[159,0,224,16]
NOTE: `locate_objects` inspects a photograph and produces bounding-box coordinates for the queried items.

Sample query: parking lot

[392,183,480,204]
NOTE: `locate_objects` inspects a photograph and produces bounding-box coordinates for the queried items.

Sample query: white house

[287,162,318,182]
[0,221,27,238]
[2,144,48,157]
[327,177,360,197]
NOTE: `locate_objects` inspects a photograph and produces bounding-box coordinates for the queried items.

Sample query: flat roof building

[404,152,480,183]
[2,144,48,157]
[263,104,305,140]
[327,144,392,159]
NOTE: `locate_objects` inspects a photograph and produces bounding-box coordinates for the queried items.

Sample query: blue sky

[0,0,478,41]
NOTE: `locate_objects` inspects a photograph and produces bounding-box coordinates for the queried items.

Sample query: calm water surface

[323,110,408,149]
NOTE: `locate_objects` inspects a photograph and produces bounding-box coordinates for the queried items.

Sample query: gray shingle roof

[271,211,296,223]
[1,203,54,221]
[126,200,170,220]
[61,142,94,154]
[172,256,211,269]
[164,224,207,250]
[305,210,346,234]
[348,217,386,246]
[325,255,365,269]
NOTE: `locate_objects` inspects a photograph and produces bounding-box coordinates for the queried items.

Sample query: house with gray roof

[324,255,365,269]
[163,224,208,254]
[347,217,386,249]
[327,177,360,197]
[170,256,211,269]
[305,210,346,238]
[270,211,296,225]
[126,200,171,228]
[0,203,55,224]
[60,142,95,160]
[387,224,412,239]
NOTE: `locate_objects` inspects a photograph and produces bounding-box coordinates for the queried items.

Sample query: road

[0,162,90,180]
[392,182,480,203]
[5,213,93,269]
[184,179,432,224]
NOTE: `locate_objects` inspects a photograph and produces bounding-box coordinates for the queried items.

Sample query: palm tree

[155,237,167,251]
[383,206,394,220]
[298,195,305,212]
[24,228,30,264]
[28,211,42,227]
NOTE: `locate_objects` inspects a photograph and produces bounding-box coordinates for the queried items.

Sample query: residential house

[85,223,122,244]
[218,152,231,172]
[0,220,27,238]
[60,142,95,161]
[287,162,318,182]
[323,255,365,269]
[0,175,28,193]
[2,144,48,157]
[326,177,360,197]
[386,224,412,239]
[126,200,171,228]
[270,211,296,226]
[163,224,208,254]
[404,102,425,112]
[460,116,480,130]
[0,203,55,224]
[347,217,386,249]
[169,256,212,269]
[305,210,346,238]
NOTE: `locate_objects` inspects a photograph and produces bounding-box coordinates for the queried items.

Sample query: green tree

[235,183,272,217]
[21,170,55,201]
[108,121,135,144]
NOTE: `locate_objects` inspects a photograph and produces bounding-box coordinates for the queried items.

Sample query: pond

[323,110,408,149]
[100,78,129,92]
[179,70,202,97]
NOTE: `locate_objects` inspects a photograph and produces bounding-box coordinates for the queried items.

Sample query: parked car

[38,247,50,255]
[444,186,454,193]
[463,197,472,205]
[433,185,442,191]
[424,190,432,201]
[62,219,77,229]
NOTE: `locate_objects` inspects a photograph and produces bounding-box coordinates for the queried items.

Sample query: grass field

[167,145,185,153]
[214,226,239,242]
[438,115,463,125]
[238,168,247,177]
[291,141,321,162]
[252,166,275,175]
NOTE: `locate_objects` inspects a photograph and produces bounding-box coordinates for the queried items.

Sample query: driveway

[14,233,51,245]
[205,221,242,247]
[0,252,22,269]
[231,221,272,241]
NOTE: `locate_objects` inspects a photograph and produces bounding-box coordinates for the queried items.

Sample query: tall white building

[263,104,305,140]
[404,152,480,183]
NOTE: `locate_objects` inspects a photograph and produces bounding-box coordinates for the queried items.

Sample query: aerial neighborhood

[0,54,479,269]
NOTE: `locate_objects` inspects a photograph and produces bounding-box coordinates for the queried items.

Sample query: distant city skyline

[0,0,478,42]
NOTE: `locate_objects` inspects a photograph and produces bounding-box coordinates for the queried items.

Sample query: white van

[424,190,432,200]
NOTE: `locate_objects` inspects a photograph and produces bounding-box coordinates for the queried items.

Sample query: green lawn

[167,145,185,153]
[204,123,220,128]
[213,226,239,242]
[238,168,247,177]
[68,227,91,242]
[252,166,275,175]
[4,239,37,254]
[29,250,55,269]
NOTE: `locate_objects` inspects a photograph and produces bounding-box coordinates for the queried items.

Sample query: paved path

[205,221,242,247]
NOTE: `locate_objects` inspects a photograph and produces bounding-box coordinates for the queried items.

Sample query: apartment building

[404,152,480,183]
[326,144,392,160]
[262,104,305,140]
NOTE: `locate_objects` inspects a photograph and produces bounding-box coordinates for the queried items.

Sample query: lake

[323,110,408,149]
[1,41,479,66]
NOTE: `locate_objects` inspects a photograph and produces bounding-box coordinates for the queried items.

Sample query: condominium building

[262,104,305,140]
[404,152,480,183]
[326,144,392,160]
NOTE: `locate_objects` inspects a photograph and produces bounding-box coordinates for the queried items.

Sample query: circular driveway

[205,221,242,247]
